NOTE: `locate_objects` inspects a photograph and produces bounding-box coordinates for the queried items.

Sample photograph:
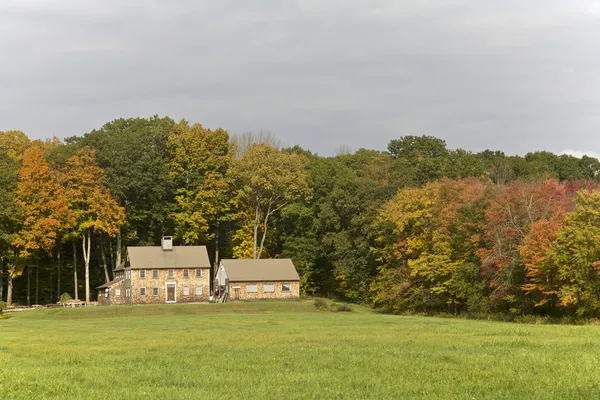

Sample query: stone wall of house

[228,281,300,301]
[130,267,210,304]
[98,280,129,306]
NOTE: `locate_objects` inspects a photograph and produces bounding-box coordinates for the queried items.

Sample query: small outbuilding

[214,259,300,301]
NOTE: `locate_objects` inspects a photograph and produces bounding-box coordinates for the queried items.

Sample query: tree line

[2,117,600,317]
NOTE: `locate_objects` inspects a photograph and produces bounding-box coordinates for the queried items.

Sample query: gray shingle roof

[96,277,124,289]
[127,246,211,270]
[113,261,127,272]
[221,259,300,282]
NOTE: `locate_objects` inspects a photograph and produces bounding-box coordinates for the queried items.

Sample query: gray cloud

[2,0,600,155]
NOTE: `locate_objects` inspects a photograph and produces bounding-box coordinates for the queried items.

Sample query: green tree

[167,120,231,247]
[69,116,175,254]
[230,144,310,259]
[0,149,22,306]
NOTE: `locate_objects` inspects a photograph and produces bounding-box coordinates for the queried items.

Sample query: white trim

[165,282,177,303]
[232,286,241,289]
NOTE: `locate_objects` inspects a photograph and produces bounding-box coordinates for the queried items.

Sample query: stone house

[214,259,300,301]
[97,237,211,305]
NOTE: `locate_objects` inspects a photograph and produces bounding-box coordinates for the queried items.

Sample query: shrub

[330,302,353,313]
[314,298,328,310]
[59,293,73,303]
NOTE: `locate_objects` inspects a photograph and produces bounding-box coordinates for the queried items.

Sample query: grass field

[2,301,600,399]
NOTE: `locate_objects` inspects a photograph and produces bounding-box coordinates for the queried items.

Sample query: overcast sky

[2,1,600,156]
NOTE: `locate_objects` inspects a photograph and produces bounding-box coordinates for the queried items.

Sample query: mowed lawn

[2,302,600,399]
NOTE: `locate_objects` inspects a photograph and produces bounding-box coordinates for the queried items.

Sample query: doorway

[166,284,176,303]
[233,287,240,300]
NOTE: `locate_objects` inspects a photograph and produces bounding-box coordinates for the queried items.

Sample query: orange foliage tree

[61,147,125,303]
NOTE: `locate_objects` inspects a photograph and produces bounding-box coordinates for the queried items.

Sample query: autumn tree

[230,144,310,259]
[167,120,231,248]
[478,180,572,311]
[0,130,30,162]
[550,190,600,317]
[372,178,491,313]
[61,147,125,303]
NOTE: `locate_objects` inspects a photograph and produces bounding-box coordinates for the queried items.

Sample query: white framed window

[153,287,159,296]
[126,288,131,297]
[183,269,189,278]
[183,285,190,296]
[152,269,159,279]
[247,284,258,293]
[115,288,121,296]
[195,286,202,296]
[282,284,291,292]
[140,287,146,296]
[168,269,174,278]
[126,271,131,279]
[263,284,275,293]
[196,269,202,278]
[139,270,146,279]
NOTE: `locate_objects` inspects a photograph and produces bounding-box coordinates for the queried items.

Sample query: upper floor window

[183,269,189,278]
[152,269,159,279]
[168,269,174,278]
[196,269,202,278]
[139,270,146,279]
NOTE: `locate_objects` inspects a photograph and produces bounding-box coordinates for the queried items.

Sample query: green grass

[2,301,600,399]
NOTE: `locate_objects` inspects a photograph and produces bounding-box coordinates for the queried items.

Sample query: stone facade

[98,267,210,305]
[130,267,210,304]
[99,279,129,306]
[228,281,300,301]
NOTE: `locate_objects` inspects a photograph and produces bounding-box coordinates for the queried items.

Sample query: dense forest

[2,116,600,318]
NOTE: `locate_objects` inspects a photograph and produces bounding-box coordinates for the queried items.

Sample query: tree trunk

[108,238,114,274]
[82,229,92,303]
[115,228,122,270]
[6,261,16,307]
[27,265,31,306]
[100,234,110,283]
[35,259,39,305]
[0,261,4,302]
[253,205,260,259]
[257,203,272,260]
[57,247,61,300]
[73,240,78,300]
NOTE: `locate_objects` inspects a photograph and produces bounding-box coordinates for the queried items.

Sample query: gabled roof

[127,246,210,270]
[96,277,124,289]
[114,261,127,272]
[220,259,300,282]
